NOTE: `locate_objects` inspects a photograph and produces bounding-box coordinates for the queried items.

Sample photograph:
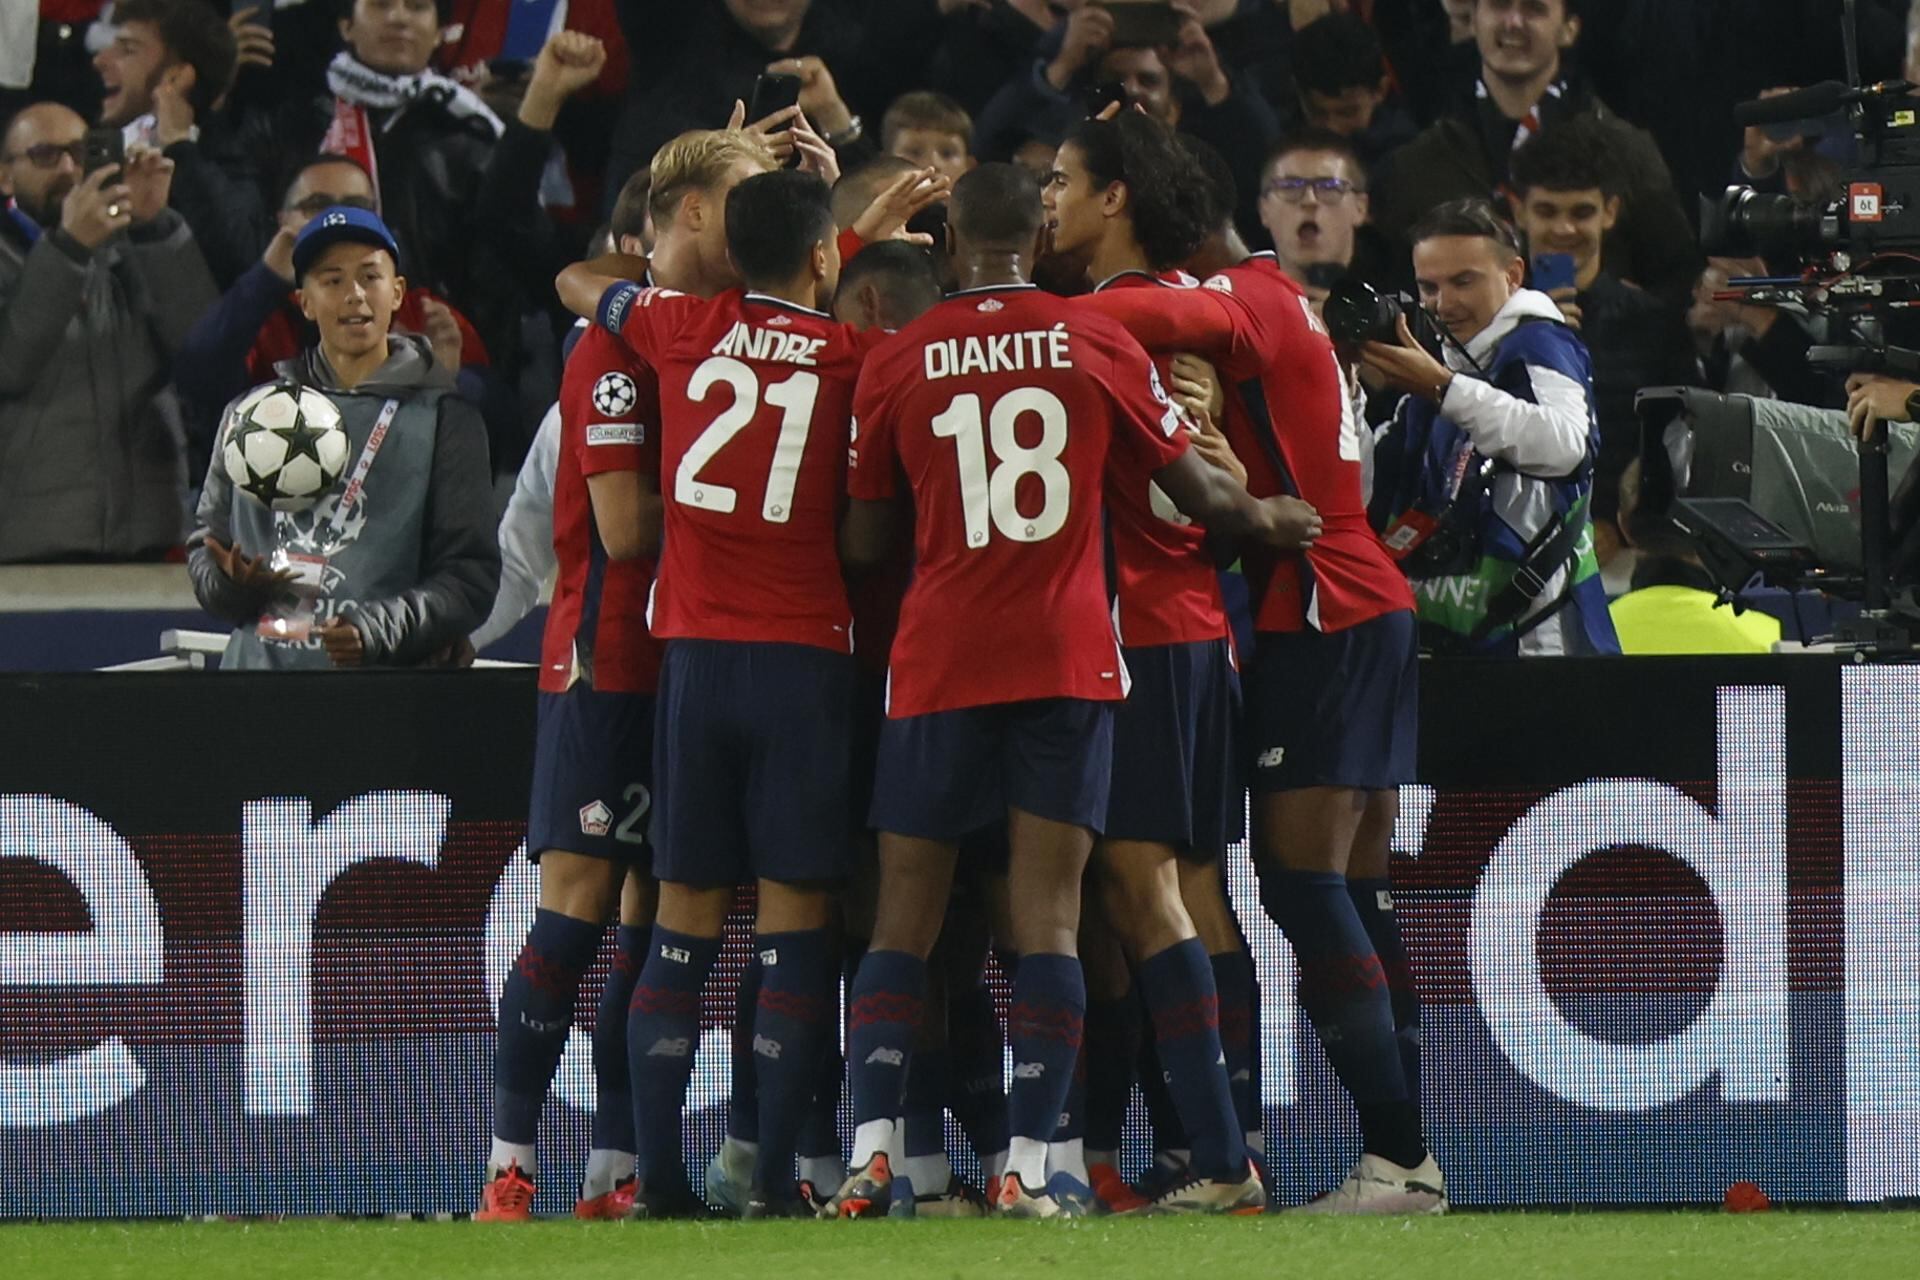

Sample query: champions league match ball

[222,383,351,513]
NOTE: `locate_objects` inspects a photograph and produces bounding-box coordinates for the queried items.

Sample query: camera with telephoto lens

[1320,273,1445,355]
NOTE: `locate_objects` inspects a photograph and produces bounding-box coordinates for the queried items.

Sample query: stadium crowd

[6,0,1920,1223]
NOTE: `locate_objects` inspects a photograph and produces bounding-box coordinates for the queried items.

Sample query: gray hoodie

[187,335,501,669]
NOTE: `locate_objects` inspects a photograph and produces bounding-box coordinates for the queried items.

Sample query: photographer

[1363,199,1619,657]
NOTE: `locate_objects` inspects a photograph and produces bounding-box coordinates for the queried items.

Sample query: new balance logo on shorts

[1256,746,1286,768]
[647,1036,692,1058]
[864,1048,903,1067]
[578,800,613,837]
[754,1034,782,1060]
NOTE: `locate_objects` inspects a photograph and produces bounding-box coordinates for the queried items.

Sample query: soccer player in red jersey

[479,136,780,1224]
[1083,138,1446,1214]
[826,162,1319,1220]
[1037,113,1264,1215]
[555,168,883,1220]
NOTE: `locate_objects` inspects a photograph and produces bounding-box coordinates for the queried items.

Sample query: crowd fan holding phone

[4,0,1919,1223]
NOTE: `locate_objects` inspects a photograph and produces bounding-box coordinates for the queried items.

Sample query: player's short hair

[725,169,835,287]
[947,161,1044,251]
[1290,13,1386,98]
[881,90,974,153]
[1064,113,1212,271]
[113,0,238,119]
[1510,116,1620,198]
[1179,134,1238,232]
[1264,128,1369,189]
[838,241,943,321]
[648,128,778,229]
[831,154,920,230]
[609,168,652,244]
[1410,198,1525,261]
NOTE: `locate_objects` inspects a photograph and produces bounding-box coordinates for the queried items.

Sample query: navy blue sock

[493,908,603,1146]
[903,1043,950,1161]
[1209,946,1260,1142]
[1083,989,1139,1156]
[847,949,927,1132]
[1056,1044,1087,1145]
[750,929,836,1195]
[626,926,720,1185]
[946,980,1008,1165]
[590,923,646,1155]
[1261,869,1421,1166]
[1138,1028,1188,1154]
[1348,878,1423,1107]
[1006,953,1086,1142]
[1140,938,1245,1181]
[728,954,763,1145]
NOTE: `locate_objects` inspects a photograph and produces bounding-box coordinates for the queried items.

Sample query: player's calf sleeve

[1006,953,1086,1145]
[1139,938,1245,1181]
[1347,877,1423,1107]
[493,908,603,1154]
[846,949,927,1163]
[1208,946,1261,1144]
[589,923,647,1158]
[626,926,720,1185]
[1082,988,1140,1159]
[728,953,764,1146]
[946,980,1009,1171]
[1259,869,1423,1167]
[749,929,836,1196]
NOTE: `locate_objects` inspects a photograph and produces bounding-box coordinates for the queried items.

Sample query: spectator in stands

[603,0,956,206]
[92,0,261,289]
[173,155,493,478]
[1363,198,1618,657]
[1508,117,1699,579]
[883,91,975,182]
[972,3,1280,236]
[1369,0,1701,305]
[187,206,498,670]
[0,101,216,562]
[1288,13,1416,169]
[1258,130,1394,313]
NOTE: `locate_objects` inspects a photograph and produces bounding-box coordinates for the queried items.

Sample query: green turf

[5,1213,1920,1280]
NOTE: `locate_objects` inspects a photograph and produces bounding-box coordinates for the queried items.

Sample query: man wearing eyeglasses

[0,100,217,563]
[1257,130,1377,317]
[173,155,492,480]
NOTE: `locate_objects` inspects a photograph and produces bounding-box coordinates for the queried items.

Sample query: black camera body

[1320,274,1446,356]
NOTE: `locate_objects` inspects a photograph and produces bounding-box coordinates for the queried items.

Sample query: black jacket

[1576,273,1703,518]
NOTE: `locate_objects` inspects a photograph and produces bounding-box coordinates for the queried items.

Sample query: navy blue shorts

[869,698,1116,842]
[1105,638,1241,860]
[651,639,854,887]
[527,686,656,865]
[849,667,887,825]
[1246,610,1418,792]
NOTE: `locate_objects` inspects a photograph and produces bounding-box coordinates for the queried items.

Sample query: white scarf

[324,51,505,139]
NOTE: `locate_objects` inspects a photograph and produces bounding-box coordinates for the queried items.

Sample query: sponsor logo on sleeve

[587,423,645,447]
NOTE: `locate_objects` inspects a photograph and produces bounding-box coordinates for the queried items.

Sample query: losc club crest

[977,298,1005,313]
[578,800,613,837]
[591,372,638,417]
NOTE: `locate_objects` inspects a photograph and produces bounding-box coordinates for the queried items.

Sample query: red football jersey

[539,324,665,694]
[1084,254,1413,634]
[602,284,875,652]
[1091,272,1230,648]
[849,284,1190,717]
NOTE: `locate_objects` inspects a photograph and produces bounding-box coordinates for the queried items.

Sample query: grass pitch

[6,1213,1920,1280]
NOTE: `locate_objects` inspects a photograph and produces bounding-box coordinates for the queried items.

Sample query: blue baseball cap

[292,205,401,281]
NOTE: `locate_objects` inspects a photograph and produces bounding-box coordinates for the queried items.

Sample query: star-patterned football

[221,383,351,513]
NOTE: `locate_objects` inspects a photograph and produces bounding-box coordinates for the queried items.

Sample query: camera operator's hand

[1547,286,1584,332]
[851,167,951,247]
[1361,313,1454,403]
[1846,374,1919,442]
[1047,5,1114,91]
[766,56,855,137]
